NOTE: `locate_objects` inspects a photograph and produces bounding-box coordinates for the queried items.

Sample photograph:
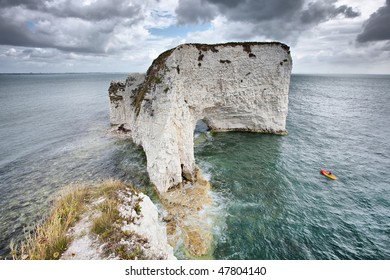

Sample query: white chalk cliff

[109,42,292,193]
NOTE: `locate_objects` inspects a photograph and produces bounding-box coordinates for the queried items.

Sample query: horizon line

[1,71,390,76]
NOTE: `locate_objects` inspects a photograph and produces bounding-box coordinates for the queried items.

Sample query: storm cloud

[0,0,143,21]
[175,0,218,24]
[207,0,305,23]
[0,0,148,54]
[176,0,360,41]
[300,1,360,25]
[357,0,390,43]
[176,0,305,24]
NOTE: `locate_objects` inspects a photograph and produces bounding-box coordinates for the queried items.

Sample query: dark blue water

[0,73,389,259]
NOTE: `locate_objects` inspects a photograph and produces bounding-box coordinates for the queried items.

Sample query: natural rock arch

[109,42,292,193]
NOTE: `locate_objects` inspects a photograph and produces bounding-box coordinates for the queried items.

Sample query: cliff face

[109,42,292,193]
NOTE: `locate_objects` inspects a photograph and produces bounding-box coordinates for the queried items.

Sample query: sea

[0,73,389,259]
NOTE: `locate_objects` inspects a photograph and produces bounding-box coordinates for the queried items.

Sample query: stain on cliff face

[132,48,174,116]
[219,59,231,64]
[108,81,125,108]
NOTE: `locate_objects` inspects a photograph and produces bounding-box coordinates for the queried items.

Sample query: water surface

[0,73,389,259]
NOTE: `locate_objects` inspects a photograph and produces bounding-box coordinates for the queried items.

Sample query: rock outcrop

[109,42,292,193]
[61,184,176,260]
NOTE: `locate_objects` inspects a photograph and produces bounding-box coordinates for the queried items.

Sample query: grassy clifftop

[12,180,152,260]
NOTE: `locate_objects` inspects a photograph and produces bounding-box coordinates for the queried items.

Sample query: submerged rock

[109,42,292,194]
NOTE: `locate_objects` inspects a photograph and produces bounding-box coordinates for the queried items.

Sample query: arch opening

[195,119,210,134]
[194,118,211,139]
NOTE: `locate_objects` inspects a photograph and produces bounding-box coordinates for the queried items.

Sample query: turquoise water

[0,73,389,259]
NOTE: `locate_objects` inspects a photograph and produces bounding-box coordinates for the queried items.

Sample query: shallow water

[0,73,389,259]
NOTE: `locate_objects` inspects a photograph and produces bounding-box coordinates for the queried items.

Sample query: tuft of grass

[116,244,143,260]
[134,203,142,216]
[19,186,90,260]
[88,181,147,260]
[91,198,120,240]
[93,179,125,199]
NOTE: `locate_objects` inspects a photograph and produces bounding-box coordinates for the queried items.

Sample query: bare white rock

[121,194,176,260]
[109,42,292,193]
[61,211,105,260]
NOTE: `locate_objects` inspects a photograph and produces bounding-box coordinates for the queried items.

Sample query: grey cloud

[42,0,143,22]
[209,0,304,22]
[0,0,41,9]
[382,42,390,51]
[357,0,390,43]
[177,0,304,24]
[176,0,360,42]
[176,0,217,24]
[0,13,114,53]
[0,0,143,22]
[0,0,147,54]
[0,18,31,47]
[21,48,59,61]
[300,0,360,25]
[343,6,360,18]
[207,0,240,8]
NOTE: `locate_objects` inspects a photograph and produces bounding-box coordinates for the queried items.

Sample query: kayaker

[328,171,332,175]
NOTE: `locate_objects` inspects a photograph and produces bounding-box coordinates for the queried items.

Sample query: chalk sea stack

[109,42,292,194]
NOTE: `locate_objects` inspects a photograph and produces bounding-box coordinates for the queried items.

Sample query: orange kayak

[320,169,337,180]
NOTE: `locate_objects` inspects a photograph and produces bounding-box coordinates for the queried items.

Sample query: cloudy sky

[0,0,389,74]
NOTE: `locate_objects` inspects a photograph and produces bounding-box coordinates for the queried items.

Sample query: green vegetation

[108,82,125,108]
[91,198,120,240]
[13,185,90,260]
[89,181,146,260]
[133,48,174,116]
[134,202,142,216]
